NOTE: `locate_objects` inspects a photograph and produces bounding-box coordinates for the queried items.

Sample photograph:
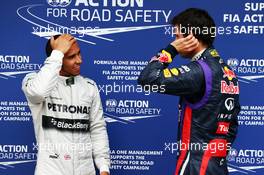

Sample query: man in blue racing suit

[138,8,240,175]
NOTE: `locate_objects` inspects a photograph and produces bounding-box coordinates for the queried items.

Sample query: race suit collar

[192,48,206,61]
[59,76,75,86]
[200,46,220,60]
[193,46,220,61]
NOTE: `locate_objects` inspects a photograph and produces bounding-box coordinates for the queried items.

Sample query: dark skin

[50,34,83,77]
[60,41,82,76]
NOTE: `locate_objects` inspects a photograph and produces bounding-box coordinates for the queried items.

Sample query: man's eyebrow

[68,53,75,57]
[67,50,80,57]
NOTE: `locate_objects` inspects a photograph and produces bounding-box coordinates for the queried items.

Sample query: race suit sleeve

[22,50,64,104]
[227,99,240,145]
[90,84,110,174]
[138,45,204,96]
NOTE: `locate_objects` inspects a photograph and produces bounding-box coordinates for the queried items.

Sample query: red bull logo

[223,66,236,81]
[221,81,239,94]
[158,50,172,63]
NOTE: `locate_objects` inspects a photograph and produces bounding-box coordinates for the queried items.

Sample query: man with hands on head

[22,34,110,175]
[138,8,240,175]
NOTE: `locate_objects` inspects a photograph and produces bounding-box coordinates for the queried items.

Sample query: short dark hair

[45,34,61,57]
[171,8,216,46]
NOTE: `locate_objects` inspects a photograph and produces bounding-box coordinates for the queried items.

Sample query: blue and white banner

[1,0,264,174]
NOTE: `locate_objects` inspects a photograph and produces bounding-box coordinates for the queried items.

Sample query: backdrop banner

[0,0,264,174]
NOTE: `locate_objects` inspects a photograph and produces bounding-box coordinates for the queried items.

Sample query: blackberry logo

[47,0,72,7]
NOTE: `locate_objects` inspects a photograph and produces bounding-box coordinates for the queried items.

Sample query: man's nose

[76,55,82,64]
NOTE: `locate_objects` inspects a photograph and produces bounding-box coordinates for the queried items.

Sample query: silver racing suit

[22,50,110,175]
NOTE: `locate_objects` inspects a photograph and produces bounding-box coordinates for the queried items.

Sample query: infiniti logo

[225,98,235,111]
[47,0,72,7]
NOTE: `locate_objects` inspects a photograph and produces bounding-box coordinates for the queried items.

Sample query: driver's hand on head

[100,172,109,175]
[50,34,76,54]
[170,34,199,55]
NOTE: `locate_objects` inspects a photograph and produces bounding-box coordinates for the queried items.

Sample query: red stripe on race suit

[175,106,192,175]
[199,139,227,175]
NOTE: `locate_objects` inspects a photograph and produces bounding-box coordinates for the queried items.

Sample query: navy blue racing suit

[138,45,240,175]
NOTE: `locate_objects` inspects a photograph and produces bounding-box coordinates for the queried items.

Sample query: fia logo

[105,99,117,108]
[47,0,72,7]
[105,99,117,113]
[228,148,238,157]
[227,58,239,70]
[227,148,237,162]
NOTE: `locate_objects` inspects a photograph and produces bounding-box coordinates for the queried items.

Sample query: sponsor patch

[158,50,172,63]
[221,81,239,94]
[216,122,230,135]
[178,68,185,74]
[210,49,220,57]
[181,65,190,72]
[49,153,59,159]
[42,115,90,132]
[223,66,236,81]
[217,113,232,120]
[64,154,71,160]
[163,68,172,78]
[225,98,235,111]
[170,68,179,76]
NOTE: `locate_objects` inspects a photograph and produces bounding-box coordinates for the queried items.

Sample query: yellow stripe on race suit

[170,68,179,76]
[163,68,172,78]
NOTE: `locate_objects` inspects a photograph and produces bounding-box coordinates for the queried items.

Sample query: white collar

[191,48,206,61]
